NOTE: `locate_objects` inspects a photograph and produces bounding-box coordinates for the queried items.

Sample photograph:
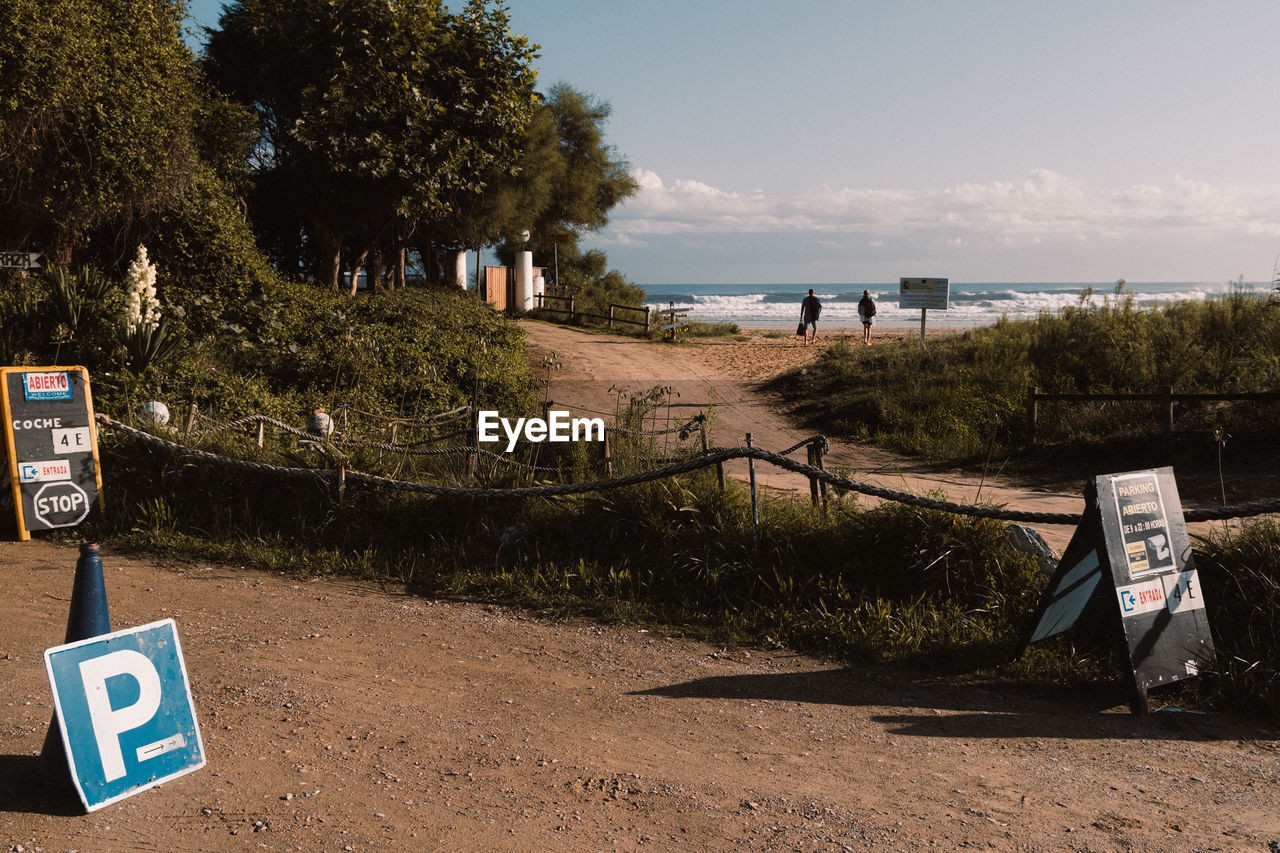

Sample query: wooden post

[608,304,615,330]
[569,296,575,323]
[466,410,478,480]
[255,421,265,449]
[814,440,828,506]
[697,417,723,489]
[336,464,346,506]
[185,402,198,435]
[644,306,651,333]
[603,430,613,478]
[807,444,820,507]
[746,433,759,548]
[1161,385,1174,440]
[380,422,398,461]
[1026,386,1039,448]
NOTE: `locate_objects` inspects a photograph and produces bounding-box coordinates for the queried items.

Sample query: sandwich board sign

[1020,467,1215,713]
[44,619,205,812]
[1,366,103,540]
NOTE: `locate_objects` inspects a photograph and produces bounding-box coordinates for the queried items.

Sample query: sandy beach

[692,324,965,383]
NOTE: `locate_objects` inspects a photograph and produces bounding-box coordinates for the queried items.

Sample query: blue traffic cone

[39,542,113,785]
[62,542,112,643]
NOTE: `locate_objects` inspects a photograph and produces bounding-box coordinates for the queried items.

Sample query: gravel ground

[2,540,1278,852]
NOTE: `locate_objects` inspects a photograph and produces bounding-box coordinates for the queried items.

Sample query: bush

[770,288,1280,466]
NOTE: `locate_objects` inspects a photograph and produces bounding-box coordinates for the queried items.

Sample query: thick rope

[95,415,1280,524]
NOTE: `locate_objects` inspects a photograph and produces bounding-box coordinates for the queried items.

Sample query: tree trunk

[392,247,406,290]
[349,249,368,296]
[369,250,385,294]
[325,235,342,291]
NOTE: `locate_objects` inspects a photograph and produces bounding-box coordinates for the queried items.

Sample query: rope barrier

[606,412,706,437]
[94,415,1280,525]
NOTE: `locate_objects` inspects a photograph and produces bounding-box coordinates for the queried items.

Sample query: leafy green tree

[535,84,639,244]
[427,84,639,304]
[0,0,203,264]
[204,0,539,292]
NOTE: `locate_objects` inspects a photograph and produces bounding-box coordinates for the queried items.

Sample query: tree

[204,0,539,292]
[0,0,204,264]
[427,84,639,297]
[535,84,638,243]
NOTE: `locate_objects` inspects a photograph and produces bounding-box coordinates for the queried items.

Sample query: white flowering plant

[118,244,181,371]
[124,244,161,334]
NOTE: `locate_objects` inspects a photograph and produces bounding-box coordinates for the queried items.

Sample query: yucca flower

[124,244,161,334]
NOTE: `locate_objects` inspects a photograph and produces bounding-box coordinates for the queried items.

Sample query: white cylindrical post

[453,250,468,290]
[515,251,534,311]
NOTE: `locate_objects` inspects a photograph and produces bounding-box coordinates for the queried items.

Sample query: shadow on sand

[0,754,83,816]
[629,665,1258,743]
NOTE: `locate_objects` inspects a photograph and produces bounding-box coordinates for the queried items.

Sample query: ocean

[641,282,1255,328]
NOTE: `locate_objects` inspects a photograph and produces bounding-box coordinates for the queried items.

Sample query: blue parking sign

[44,619,205,812]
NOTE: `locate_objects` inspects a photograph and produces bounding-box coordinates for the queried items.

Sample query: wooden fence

[1026,385,1280,446]
[534,294,651,330]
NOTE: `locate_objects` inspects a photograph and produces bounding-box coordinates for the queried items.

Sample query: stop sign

[32,481,91,528]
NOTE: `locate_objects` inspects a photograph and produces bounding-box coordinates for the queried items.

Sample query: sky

[183,1,1280,285]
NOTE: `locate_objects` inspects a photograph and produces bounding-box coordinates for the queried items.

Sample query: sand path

[521,321,1084,552]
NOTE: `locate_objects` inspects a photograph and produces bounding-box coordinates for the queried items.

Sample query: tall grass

[772,288,1280,467]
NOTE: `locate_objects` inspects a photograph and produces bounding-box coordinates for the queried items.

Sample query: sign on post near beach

[898,277,950,310]
[899,277,950,348]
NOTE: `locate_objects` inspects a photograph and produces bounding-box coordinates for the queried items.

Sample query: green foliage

[43,265,115,346]
[1193,519,1280,712]
[0,0,203,262]
[0,272,54,365]
[679,321,742,339]
[772,289,1280,466]
[93,283,537,424]
[119,316,183,373]
[543,247,647,318]
[205,0,540,287]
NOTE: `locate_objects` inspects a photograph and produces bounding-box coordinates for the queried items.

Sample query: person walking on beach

[857,290,876,345]
[800,289,822,346]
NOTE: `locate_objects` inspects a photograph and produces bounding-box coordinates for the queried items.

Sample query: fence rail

[1026,385,1280,446]
[534,294,651,330]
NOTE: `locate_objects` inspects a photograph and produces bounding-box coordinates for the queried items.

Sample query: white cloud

[607,168,1280,247]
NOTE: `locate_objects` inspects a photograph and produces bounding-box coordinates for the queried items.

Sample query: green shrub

[771,289,1280,466]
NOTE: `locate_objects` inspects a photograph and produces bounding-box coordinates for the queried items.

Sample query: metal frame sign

[44,619,205,812]
[1,366,102,540]
[1096,468,1214,694]
[1021,467,1215,712]
[899,277,950,310]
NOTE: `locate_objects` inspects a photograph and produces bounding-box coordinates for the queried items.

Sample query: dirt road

[3,540,1278,851]
[521,322,1086,552]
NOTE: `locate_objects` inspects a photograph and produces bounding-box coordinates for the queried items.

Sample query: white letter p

[79,650,162,782]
